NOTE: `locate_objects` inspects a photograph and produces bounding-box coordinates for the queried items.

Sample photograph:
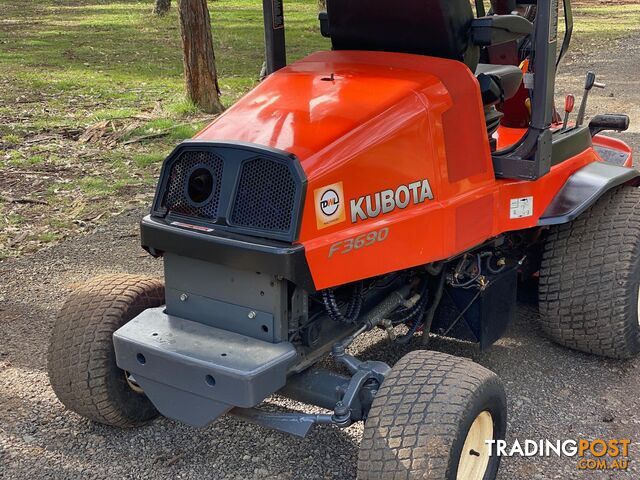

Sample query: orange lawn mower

[47,1,636,478]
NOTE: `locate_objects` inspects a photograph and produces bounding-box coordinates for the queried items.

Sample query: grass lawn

[0,0,638,258]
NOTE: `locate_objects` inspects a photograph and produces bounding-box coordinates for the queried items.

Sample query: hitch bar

[231,408,333,438]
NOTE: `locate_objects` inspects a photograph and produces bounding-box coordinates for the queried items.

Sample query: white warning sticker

[510,197,534,219]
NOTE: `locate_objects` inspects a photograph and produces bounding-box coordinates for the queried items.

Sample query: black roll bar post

[492,0,561,180]
[262,0,287,75]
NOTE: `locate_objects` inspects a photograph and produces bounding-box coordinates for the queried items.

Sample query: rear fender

[538,162,640,226]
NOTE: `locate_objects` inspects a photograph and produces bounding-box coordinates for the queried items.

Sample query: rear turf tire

[357,350,506,480]
[539,186,640,359]
[48,274,164,427]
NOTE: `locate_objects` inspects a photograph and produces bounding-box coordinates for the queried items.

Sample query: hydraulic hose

[322,283,364,324]
[394,279,431,344]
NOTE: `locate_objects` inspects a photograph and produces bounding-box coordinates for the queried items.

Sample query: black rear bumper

[140,215,316,291]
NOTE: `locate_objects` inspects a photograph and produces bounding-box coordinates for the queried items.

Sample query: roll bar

[492,0,557,179]
[262,0,286,74]
[492,0,573,180]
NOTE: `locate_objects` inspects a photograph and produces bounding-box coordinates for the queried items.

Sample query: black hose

[485,255,506,275]
[321,283,363,324]
[421,271,447,346]
[394,279,430,344]
[393,279,429,325]
[450,255,482,289]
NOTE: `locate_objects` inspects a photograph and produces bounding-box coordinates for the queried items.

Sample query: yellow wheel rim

[124,371,145,394]
[457,411,493,480]
[637,285,640,326]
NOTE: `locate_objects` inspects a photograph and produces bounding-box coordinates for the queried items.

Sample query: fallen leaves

[78,119,142,148]
[0,83,214,260]
[0,195,49,205]
[8,231,28,247]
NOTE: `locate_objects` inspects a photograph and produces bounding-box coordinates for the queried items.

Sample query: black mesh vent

[231,157,297,233]
[164,151,223,220]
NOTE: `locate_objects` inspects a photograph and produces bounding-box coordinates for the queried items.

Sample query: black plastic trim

[539,162,640,226]
[152,140,307,243]
[471,15,533,47]
[550,126,592,166]
[140,215,316,292]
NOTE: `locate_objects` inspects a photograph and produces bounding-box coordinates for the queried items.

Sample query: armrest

[471,15,534,46]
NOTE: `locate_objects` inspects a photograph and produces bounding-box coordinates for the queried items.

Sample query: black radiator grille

[164,150,223,220]
[153,143,305,242]
[230,157,297,233]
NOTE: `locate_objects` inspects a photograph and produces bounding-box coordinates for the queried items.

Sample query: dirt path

[557,28,640,151]
[2,32,640,480]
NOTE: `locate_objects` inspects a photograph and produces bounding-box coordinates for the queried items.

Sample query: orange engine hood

[195,50,469,168]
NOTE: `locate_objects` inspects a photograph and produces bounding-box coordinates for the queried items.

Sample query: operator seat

[475,64,523,102]
[323,0,524,104]
[325,0,481,70]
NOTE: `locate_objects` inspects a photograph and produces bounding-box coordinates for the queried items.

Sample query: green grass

[38,231,60,243]
[572,4,640,42]
[5,214,24,226]
[2,134,21,145]
[133,152,165,167]
[0,0,328,110]
[79,176,115,195]
[90,107,140,122]
[165,98,200,117]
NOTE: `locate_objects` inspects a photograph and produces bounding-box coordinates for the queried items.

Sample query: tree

[153,0,171,16]
[177,0,224,114]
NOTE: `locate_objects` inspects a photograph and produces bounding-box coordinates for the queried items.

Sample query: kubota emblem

[314,181,346,229]
[350,179,434,223]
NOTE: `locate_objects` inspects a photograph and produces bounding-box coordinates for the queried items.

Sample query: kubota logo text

[350,179,434,223]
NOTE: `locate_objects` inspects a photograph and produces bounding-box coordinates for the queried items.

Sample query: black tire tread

[47,274,164,427]
[357,350,504,480]
[539,186,640,359]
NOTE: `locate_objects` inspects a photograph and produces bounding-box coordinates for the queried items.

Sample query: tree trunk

[153,0,171,15]
[177,0,224,114]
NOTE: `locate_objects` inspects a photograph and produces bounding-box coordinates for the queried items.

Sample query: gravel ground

[2,32,640,480]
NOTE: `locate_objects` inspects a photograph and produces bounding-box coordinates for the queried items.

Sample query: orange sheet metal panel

[194,50,630,290]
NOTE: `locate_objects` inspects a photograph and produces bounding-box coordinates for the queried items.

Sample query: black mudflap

[431,267,518,349]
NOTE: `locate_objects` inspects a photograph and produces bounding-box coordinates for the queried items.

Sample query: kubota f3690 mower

[48,0,636,478]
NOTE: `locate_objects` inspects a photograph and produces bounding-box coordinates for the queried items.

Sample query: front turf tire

[539,186,640,359]
[48,274,164,427]
[358,350,506,480]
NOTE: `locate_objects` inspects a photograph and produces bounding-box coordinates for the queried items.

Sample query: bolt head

[248,311,257,319]
[179,293,188,302]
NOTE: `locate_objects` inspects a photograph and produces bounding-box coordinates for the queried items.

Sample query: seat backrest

[325,0,479,70]
[490,0,518,15]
